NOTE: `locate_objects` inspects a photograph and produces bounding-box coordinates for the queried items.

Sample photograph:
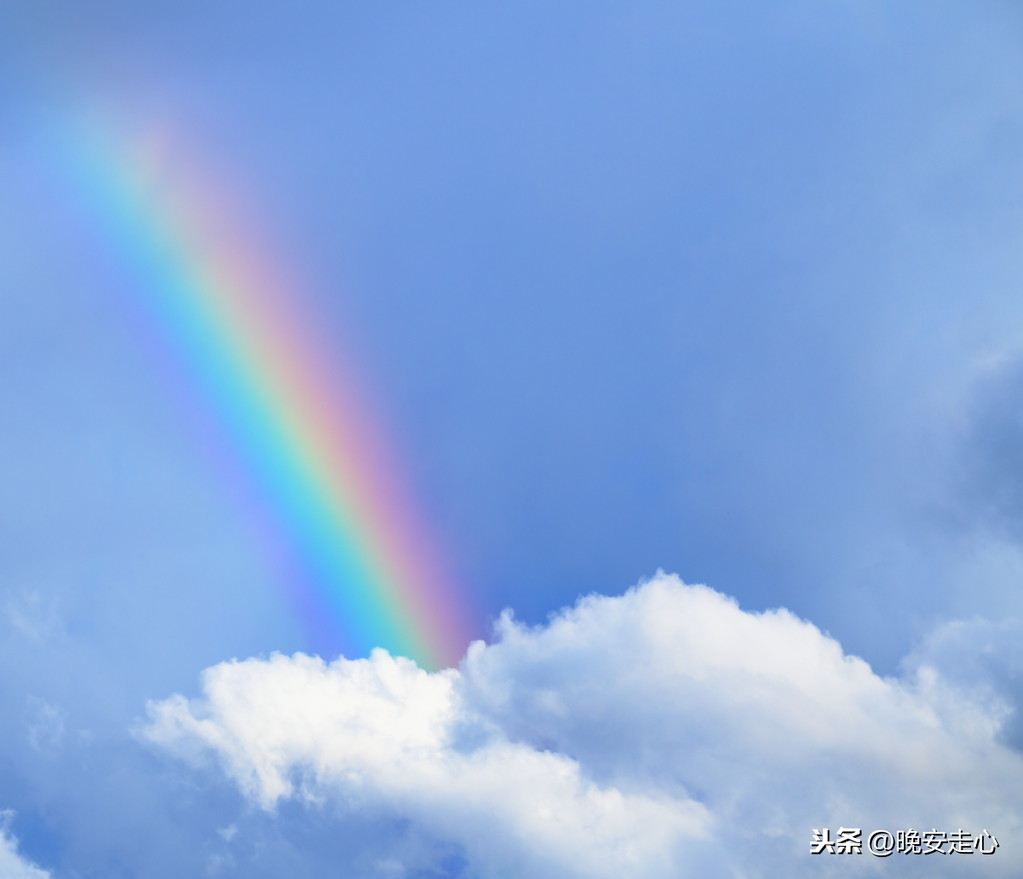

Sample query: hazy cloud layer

[144,574,1023,878]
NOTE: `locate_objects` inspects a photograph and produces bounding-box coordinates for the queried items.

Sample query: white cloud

[0,813,52,879]
[143,573,1023,877]
[144,647,708,878]
[904,616,1023,750]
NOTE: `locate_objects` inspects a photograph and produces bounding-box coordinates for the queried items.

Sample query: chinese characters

[811,827,999,857]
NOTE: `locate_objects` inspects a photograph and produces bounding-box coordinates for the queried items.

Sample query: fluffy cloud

[144,648,708,878]
[143,573,1023,877]
[0,813,51,879]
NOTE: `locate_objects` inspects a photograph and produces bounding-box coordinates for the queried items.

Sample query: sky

[3,1,1023,876]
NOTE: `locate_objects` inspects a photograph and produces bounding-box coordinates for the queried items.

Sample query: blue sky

[3,2,1023,876]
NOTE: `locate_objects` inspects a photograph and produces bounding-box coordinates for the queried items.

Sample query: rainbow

[63,115,471,669]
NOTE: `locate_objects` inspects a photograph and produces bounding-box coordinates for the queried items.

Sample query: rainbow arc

[66,115,470,669]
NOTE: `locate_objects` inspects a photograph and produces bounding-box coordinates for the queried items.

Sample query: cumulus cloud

[0,813,52,879]
[142,573,1023,877]
[144,646,707,877]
